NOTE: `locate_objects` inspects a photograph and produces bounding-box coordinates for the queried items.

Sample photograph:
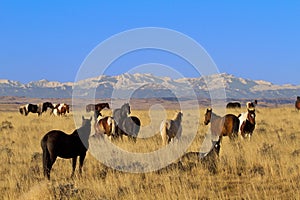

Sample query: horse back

[224,114,239,135]
[42,130,86,158]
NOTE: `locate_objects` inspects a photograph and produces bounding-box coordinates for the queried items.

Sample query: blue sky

[0,1,299,85]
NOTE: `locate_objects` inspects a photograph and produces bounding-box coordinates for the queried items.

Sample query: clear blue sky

[0,1,299,85]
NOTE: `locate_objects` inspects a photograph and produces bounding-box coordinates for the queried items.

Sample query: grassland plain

[0,106,300,199]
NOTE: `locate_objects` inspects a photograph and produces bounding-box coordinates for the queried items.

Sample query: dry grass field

[0,105,300,199]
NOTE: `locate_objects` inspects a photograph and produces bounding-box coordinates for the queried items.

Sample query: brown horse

[94,116,116,139]
[41,116,92,180]
[160,112,183,145]
[239,109,256,139]
[86,103,110,119]
[204,108,239,139]
[295,97,300,111]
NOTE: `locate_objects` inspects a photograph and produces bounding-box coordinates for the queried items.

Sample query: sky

[0,1,299,85]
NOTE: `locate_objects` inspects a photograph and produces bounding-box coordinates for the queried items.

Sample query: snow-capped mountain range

[0,73,299,99]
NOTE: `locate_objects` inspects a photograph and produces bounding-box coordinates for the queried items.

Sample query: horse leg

[79,153,86,176]
[71,157,77,178]
[47,154,57,180]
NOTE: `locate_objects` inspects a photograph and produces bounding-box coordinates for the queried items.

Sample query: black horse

[41,116,92,180]
[113,103,131,137]
[120,116,141,142]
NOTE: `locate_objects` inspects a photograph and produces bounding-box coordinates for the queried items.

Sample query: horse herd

[39,100,259,179]
[19,102,69,116]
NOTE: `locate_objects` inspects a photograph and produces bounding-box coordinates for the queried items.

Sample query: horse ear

[82,116,84,120]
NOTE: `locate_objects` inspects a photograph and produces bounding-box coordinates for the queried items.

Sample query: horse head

[121,103,131,116]
[204,108,212,125]
[247,109,256,125]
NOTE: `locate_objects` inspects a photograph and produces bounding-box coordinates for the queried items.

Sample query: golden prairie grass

[0,107,300,199]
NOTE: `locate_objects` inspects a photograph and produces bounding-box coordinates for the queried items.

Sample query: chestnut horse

[86,103,110,119]
[41,116,92,180]
[204,108,239,139]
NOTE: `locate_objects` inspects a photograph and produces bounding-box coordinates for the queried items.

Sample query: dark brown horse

[113,103,131,137]
[226,102,241,109]
[86,103,110,119]
[239,109,256,139]
[295,97,300,111]
[204,108,239,139]
[41,116,92,180]
[119,116,141,142]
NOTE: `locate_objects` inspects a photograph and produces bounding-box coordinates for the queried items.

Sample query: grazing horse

[41,102,54,113]
[19,103,48,116]
[119,116,141,142]
[226,102,241,109]
[238,109,256,139]
[204,108,239,139]
[86,103,110,119]
[94,116,116,139]
[113,103,131,137]
[41,116,92,180]
[52,103,70,116]
[160,112,183,145]
[295,97,300,111]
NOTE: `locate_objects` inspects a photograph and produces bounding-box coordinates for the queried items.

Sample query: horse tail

[160,121,168,146]
[233,117,240,137]
[41,135,50,178]
[110,117,116,137]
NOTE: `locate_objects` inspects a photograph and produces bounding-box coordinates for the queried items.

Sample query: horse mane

[173,112,183,122]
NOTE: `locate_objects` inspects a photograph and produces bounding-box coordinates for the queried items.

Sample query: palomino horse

[94,116,116,139]
[86,103,110,119]
[41,116,92,180]
[204,108,239,139]
[160,112,183,145]
[119,116,141,142]
[238,109,256,139]
[113,103,131,137]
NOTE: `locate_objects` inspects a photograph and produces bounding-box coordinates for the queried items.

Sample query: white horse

[160,112,183,146]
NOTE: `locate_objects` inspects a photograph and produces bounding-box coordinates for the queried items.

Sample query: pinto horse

[19,102,54,116]
[52,103,70,116]
[160,112,183,145]
[204,108,239,140]
[41,116,92,180]
[238,109,256,139]
[94,116,116,139]
[86,103,110,119]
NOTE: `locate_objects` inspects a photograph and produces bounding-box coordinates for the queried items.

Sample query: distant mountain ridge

[1,73,300,99]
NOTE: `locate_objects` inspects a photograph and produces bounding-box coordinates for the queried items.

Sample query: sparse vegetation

[0,106,300,199]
